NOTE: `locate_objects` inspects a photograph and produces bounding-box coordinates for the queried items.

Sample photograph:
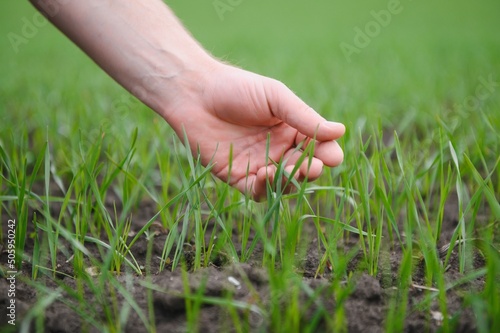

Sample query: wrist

[143,53,221,124]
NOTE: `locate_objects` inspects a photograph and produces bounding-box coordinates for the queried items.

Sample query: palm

[167,65,345,199]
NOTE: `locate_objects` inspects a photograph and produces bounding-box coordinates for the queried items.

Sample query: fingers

[315,140,344,166]
[233,165,277,202]
[233,151,326,201]
[295,132,344,167]
[264,78,346,142]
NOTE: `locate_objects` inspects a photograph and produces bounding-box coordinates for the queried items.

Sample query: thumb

[264,78,345,141]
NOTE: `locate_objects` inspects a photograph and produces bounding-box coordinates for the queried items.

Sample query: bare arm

[30,0,216,114]
[30,0,345,200]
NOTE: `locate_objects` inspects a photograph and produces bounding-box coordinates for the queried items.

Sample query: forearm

[30,0,217,117]
[29,0,346,199]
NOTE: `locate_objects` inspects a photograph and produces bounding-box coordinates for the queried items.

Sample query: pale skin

[30,0,345,200]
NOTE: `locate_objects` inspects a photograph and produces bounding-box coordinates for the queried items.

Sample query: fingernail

[324,121,346,133]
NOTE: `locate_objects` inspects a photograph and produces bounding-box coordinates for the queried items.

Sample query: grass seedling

[448,141,469,274]
[0,136,47,269]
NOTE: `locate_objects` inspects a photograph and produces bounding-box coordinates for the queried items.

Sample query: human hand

[162,63,345,200]
[34,0,343,200]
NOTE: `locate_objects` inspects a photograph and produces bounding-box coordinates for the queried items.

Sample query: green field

[1,0,499,332]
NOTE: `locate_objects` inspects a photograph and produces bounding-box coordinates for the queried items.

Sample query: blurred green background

[1,0,499,160]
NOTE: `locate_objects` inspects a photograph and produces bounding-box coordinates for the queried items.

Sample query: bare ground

[0,188,492,332]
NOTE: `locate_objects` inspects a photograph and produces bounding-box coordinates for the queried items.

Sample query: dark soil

[0,187,493,333]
